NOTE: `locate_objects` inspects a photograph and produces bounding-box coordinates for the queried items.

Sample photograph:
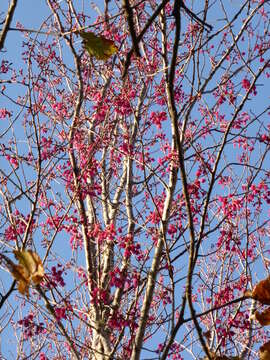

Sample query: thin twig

[123,0,141,57]
[0,0,18,51]
[123,0,169,78]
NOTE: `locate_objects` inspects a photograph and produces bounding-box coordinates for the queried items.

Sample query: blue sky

[1,1,270,359]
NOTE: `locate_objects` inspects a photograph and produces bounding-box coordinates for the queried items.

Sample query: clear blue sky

[1,1,269,359]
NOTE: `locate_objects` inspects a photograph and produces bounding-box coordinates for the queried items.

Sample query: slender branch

[123,0,141,57]
[130,5,181,360]
[167,3,212,359]
[174,0,213,31]
[37,286,81,360]
[0,280,16,309]
[123,0,169,77]
[0,0,18,51]
[160,295,187,360]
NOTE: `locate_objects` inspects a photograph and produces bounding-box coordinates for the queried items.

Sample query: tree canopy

[0,1,270,359]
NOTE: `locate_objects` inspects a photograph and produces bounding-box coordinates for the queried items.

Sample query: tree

[0,0,270,359]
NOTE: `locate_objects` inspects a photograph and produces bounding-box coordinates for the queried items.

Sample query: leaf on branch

[77,31,118,60]
[251,309,270,326]
[260,340,270,360]
[9,250,44,296]
[250,277,270,305]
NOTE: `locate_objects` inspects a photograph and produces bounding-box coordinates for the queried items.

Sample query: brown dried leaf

[251,309,270,326]
[203,330,212,342]
[10,263,30,296]
[260,340,270,360]
[252,277,270,305]
[9,250,45,296]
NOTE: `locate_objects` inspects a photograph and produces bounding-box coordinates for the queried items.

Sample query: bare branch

[0,0,18,51]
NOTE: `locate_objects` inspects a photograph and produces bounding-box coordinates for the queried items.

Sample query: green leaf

[78,31,117,60]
